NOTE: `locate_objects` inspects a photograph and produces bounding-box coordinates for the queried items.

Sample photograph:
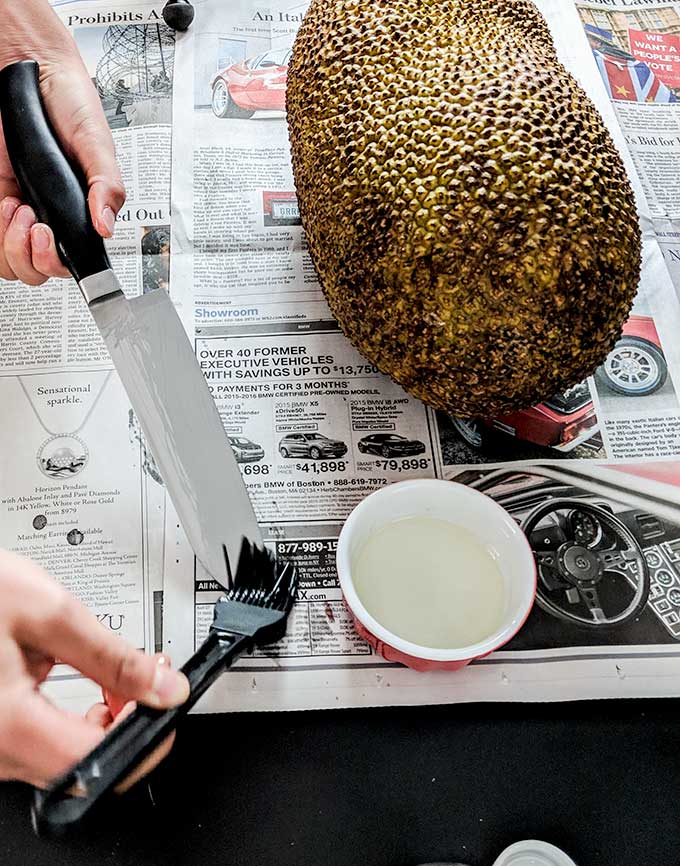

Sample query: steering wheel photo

[520,498,650,628]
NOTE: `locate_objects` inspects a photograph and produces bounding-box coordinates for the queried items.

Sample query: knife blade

[0,60,261,584]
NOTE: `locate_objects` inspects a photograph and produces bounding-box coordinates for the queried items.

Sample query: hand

[0,0,125,285]
[0,549,190,789]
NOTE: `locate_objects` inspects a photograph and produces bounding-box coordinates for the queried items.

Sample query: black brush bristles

[266,558,299,612]
[226,538,298,612]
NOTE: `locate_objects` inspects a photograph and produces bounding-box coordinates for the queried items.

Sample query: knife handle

[0,59,112,283]
[32,630,251,837]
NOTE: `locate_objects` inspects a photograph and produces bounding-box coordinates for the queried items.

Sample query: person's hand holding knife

[0,0,189,788]
[0,0,125,284]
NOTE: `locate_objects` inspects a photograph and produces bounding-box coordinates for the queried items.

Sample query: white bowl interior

[337,479,536,661]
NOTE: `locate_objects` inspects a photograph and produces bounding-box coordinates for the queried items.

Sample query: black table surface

[1,699,678,866]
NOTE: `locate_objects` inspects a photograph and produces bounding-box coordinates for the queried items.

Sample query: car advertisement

[197,327,438,524]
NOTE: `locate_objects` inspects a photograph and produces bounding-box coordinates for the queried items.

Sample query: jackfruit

[287,0,641,417]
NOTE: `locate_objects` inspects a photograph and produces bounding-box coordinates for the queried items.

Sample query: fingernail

[15,206,35,230]
[31,225,50,252]
[101,206,116,237]
[0,198,19,222]
[151,657,188,705]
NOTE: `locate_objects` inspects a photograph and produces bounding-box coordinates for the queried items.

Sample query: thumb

[12,559,189,709]
[38,56,126,238]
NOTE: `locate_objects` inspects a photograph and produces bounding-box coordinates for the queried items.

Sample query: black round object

[595,336,667,396]
[162,0,195,31]
[558,544,603,584]
[522,498,650,628]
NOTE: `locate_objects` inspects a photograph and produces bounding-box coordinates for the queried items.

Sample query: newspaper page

[0,0,177,713]
[159,0,680,710]
[574,0,680,295]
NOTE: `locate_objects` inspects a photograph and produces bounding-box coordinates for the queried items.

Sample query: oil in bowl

[351,515,506,649]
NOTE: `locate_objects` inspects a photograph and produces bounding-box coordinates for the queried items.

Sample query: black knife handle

[32,630,251,837]
[0,60,112,282]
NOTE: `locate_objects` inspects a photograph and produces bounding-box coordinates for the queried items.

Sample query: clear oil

[352,516,506,649]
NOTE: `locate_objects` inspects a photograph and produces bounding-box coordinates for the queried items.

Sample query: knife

[0,59,260,584]
[0,61,299,833]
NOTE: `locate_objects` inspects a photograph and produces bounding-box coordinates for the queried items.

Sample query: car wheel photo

[596,337,667,396]
[279,447,289,458]
[309,447,322,460]
[211,80,255,119]
[381,445,392,458]
[450,417,486,449]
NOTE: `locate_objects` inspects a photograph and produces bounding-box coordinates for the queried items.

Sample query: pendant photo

[37,435,89,479]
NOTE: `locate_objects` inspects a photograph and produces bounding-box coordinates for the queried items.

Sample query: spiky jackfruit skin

[286,0,641,417]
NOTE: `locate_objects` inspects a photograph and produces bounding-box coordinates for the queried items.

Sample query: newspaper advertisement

[0,0,176,713]
[158,0,680,712]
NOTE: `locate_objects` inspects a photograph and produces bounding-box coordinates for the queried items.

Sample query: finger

[0,689,103,788]
[23,647,55,685]
[102,688,128,719]
[102,654,180,719]
[0,197,20,280]
[89,181,122,239]
[6,552,189,709]
[18,602,188,710]
[40,61,126,238]
[30,224,72,278]
[116,733,176,794]
[85,703,113,729]
[29,698,174,792]
[107,701,176,794]
[3,206,48,285]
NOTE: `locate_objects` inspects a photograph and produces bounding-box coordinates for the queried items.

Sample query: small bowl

[336,479,536,671]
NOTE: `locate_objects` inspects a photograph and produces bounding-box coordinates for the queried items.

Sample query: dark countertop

[1,699,678,866]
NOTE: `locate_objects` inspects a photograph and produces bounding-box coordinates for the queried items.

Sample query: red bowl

[336,480,536,671]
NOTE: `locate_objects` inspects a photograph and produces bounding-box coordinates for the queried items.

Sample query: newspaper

[574,0,680,295]
[5,0,680,716]
[0,0,176,714]
[160,0,680,711]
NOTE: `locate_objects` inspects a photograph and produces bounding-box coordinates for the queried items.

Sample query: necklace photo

[17,372,113,480]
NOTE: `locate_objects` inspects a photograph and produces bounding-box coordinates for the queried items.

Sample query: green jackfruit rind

[287,0,642,417]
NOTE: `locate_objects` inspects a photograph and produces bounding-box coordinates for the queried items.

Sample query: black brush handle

[32,631,251,837]
[0,59,112,282]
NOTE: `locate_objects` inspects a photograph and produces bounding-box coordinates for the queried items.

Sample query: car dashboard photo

[451,465,680,650]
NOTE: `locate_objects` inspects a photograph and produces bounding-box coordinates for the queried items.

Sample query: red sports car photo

[449,314,667,456]
[451,381,600,454]
[211,48,290,118]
